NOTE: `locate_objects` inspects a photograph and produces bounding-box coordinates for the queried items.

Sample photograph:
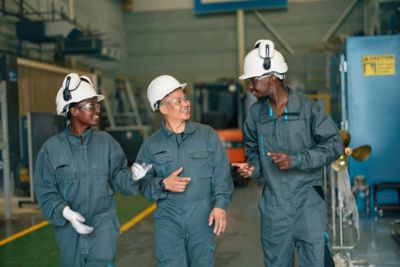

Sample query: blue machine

[345,35,400,213]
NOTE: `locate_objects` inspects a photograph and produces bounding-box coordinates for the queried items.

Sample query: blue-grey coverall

[243,88,342,267]
[34,128,139,267]
[136,121,233,267]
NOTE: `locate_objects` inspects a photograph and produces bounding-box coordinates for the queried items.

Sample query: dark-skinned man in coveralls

[233,40,342,267]
[136,75,234,267]
[34,73,151,267]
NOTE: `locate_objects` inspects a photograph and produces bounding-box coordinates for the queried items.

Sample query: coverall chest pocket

[153,152,173,177]
[94,169,113,197]
[257,116,275,154]
[55,166,77,203]
[287,117,312,152]
[189,150,212,179]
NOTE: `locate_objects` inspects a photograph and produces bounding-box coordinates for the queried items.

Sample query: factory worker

[233,40,342,267]
[34,73,151,267]
[136,75,234,267]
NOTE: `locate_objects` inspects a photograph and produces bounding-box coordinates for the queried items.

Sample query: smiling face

[159,88,190,123]
[70,97,101,129]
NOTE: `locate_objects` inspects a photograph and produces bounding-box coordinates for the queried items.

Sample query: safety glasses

[162,95,189,106]
[248,74,272,85]
[75,102,101,112]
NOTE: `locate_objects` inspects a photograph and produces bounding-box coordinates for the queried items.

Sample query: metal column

[1,81,11,219]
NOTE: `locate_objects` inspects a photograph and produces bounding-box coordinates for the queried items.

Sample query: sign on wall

[362,54,396,76]
[194,0,287,14]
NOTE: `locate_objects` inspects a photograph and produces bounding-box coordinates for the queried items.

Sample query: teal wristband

[297,155,302,169]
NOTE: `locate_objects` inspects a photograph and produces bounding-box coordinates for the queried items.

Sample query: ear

[159,104,168,115]
[69,106,79,118]
[269,75,279,84]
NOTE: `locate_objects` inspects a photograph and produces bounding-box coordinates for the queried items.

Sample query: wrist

[296,154,302,169]
[159,178,166,191]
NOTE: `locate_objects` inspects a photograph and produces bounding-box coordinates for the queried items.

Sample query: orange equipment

[193,82,247,187]
[216,129,245,163]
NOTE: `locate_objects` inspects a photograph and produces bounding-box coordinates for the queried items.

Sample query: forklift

[193,81,248,187]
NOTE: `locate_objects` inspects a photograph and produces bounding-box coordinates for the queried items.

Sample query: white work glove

[131,162,152,181]
[62,206,94,235]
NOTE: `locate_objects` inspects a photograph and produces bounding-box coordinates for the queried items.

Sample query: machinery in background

[338,35,400,217]
[331,131,372,172]
[100,78,151,164]
[193,81,247,187]
[107,130,144,166]
[330,130,372,250]
[329,35,400,255]
[19,113,66,207]
[391,219,400,245]
[1,1,121,60]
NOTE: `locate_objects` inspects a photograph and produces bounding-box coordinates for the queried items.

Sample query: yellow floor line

[120,203,156,234]
[0,221,49,246]
[0,203,156,247]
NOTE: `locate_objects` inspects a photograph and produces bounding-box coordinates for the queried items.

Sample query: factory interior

[0,0,399,266]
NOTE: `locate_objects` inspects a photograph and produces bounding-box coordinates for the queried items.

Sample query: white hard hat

[147,75,187,111]
[239,39,288,80]
[55,73,105,115]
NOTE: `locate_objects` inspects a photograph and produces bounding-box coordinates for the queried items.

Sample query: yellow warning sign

[363,54,395,76]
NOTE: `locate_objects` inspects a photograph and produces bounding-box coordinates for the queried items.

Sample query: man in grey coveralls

[136,74,234,267]
[234,40,342,267]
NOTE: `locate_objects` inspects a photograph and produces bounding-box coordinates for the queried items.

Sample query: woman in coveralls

[136,75,234,267]
[233,40,342,266]
[34,73,151,267]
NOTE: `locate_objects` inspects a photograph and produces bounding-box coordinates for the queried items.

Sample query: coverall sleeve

[290,101,342,170]
[209,130,234,210]
[243,107,262,178]
[34,148,68,226]
[137,142,168,202]
[109,138,139,195]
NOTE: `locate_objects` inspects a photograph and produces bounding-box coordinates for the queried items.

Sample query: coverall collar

[66,126,93,146]
[161,120,195,138]
[261,86,302,122]
[286,87,302,113]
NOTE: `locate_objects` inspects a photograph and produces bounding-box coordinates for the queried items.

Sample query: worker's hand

[208,208,227,236]
[163,167,191,193]
[268,152,291,169]
[131,162,152,181]
[231,162,254,178]
[62,206,94,234]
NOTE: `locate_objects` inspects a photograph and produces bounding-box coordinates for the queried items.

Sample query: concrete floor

[0,197,43,239]
[1,181,400,266]
[116,180,400,267]
[337,216,400,266]
[116,180,265,267]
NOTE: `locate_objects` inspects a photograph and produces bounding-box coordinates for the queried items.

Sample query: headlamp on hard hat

[255,40,275,71]
[56,73,104,115]
[62,74,93,101]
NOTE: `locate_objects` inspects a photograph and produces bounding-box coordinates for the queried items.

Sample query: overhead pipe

[253,11,294,55]
[321,0,359,43]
